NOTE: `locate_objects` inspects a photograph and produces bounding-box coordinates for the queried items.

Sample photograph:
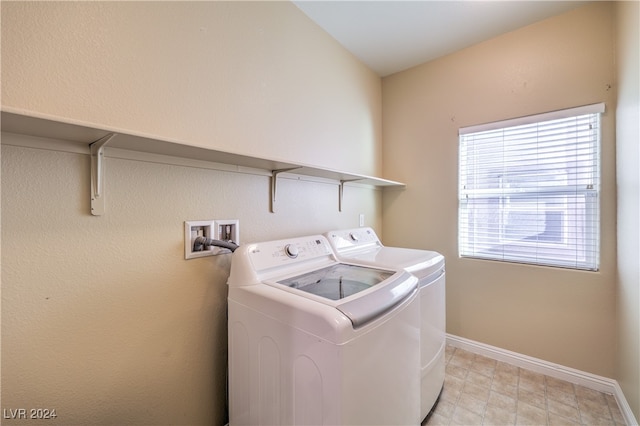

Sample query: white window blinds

[458,103,603,271]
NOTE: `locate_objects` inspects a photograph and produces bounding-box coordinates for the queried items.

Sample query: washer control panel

[326,227,381,252]
[248,235,333,271]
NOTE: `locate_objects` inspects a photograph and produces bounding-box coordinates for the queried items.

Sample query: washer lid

[276,264,417,328]
[277,263,393,300]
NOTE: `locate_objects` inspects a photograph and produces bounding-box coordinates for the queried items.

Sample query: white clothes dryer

[325,227,446,421]
[227,235,421,425]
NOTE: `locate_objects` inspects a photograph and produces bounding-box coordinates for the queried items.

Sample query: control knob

[284,244,299,258]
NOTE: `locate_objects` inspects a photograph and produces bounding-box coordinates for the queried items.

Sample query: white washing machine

[227,235,421,425]
[325,227,446,421]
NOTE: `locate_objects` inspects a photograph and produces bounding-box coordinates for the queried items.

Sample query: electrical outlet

[359,213,365,227]
[184,220,215,260]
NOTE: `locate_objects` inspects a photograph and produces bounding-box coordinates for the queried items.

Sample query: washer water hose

[193,236,239,253]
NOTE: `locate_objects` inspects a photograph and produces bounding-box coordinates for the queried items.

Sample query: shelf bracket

[90,133,117,216]
[270,168,300,213]
[338,180,361,212]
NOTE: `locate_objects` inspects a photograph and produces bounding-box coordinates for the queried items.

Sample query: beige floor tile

[496,360,519,375]
[451,405,483,426]
[494,369,519,386]
[466,370,493,389]
[519,369,545,384]
[439,346,625,426]
[445,363,469,380]
[440,381,462,405]
[424,411,449,426]
[444,373,465,390]
[516,401,548,425]
[487,390,517,412]
[432,399,455,419]
[519,371,543,394]
[483,404,516,426]
[546,385,578,408]
[449,350,474,369]
[576,384,608,404]
[548,411,582,426]
[545,375,575,395]
[462,380,491,402]
[470,355,497,378]
[457,392,487,416]
[547,397,580,423]
[518,388,547,410]
[579,399,615,425]
[491,379,519,400]
[579,410,616,426]
[474,354,498,367]
[578,395,615,421]
[519,375,546,394]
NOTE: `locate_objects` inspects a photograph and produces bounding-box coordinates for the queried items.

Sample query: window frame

[458,103,604,271]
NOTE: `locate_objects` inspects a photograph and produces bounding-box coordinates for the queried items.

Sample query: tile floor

[423,345,626,426]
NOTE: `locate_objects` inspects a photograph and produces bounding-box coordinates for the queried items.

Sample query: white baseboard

[446,334,638,426]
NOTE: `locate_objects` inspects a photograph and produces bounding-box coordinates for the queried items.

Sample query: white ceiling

[293,1,590,77]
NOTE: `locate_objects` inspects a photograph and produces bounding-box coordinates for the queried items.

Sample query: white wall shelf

[1,109,405,215]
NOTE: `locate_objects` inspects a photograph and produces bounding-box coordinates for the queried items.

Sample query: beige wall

[615,0,640,419]
[382,2,617,377]
[1,2,382,425]
[1,1,382,177]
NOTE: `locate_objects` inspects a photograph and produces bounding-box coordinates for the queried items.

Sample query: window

[458,103,603,271]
